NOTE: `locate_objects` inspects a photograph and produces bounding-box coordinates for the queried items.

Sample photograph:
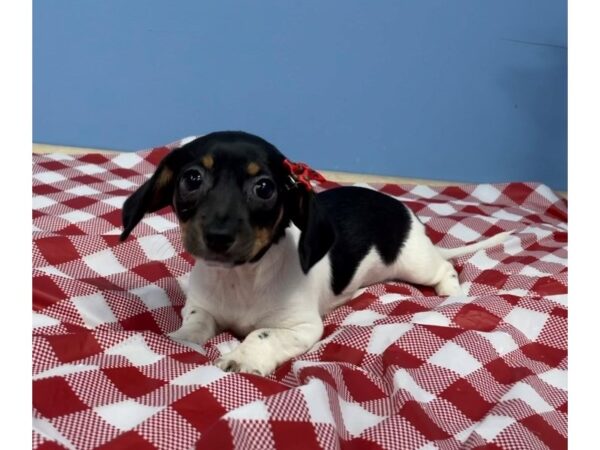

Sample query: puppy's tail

[437,230,514,260]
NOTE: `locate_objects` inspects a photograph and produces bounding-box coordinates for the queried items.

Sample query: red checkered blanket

[33,141,568,450]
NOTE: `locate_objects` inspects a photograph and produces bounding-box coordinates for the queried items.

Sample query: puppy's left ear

[289,189,335,273]
[120,149,189,241]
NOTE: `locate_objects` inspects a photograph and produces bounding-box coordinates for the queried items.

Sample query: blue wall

[33,1,567,190]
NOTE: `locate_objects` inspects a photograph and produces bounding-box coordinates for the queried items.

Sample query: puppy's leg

[394,221,463,296]
[431,261,462,296]
[399,252,462,296]
[215,320,323,376]
[170,303,218,345]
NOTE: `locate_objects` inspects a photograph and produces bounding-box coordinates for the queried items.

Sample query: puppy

[121,131,510,375]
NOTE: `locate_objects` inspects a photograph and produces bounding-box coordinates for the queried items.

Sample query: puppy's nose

[204,229,236,253]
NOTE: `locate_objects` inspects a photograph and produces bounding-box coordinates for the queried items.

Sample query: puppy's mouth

[186,247,247,267]
[180,222,276,267]
[201,258,237,269]
[182,238,260,267]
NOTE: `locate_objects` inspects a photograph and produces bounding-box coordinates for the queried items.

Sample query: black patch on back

[315,186,413,295]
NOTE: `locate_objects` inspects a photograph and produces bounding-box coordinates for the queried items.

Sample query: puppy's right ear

[120,149,189,241]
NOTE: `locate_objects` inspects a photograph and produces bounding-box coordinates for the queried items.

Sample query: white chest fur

[184,225,329,336]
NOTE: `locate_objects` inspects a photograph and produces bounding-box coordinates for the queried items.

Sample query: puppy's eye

[253,178,275,200]
[181,169,203,191]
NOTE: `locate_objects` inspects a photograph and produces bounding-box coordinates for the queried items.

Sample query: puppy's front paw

[215,349,275,376]
[169,326,211,346]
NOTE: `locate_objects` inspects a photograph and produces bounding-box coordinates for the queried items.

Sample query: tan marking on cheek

[201,154,214,170]
[179,221,189,241]
[247,162,260,176]
[249,207,284,258]
[179,220,203,254]
[250,227,271,258]
[273,207,285,231]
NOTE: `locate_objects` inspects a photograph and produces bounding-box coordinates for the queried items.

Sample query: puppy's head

[120,131,333,271]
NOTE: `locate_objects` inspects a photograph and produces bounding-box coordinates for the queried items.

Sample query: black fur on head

[120,131,334,271]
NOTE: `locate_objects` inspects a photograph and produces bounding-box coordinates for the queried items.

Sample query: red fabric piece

[33,377,88,418]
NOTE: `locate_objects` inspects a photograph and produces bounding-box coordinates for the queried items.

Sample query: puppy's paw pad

[214,358,239,373]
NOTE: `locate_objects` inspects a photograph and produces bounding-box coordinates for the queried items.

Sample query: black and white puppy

[121,131,510,375]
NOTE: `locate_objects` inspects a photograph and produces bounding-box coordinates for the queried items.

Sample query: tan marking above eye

[201,155,214,169]
[247,162,260,176]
